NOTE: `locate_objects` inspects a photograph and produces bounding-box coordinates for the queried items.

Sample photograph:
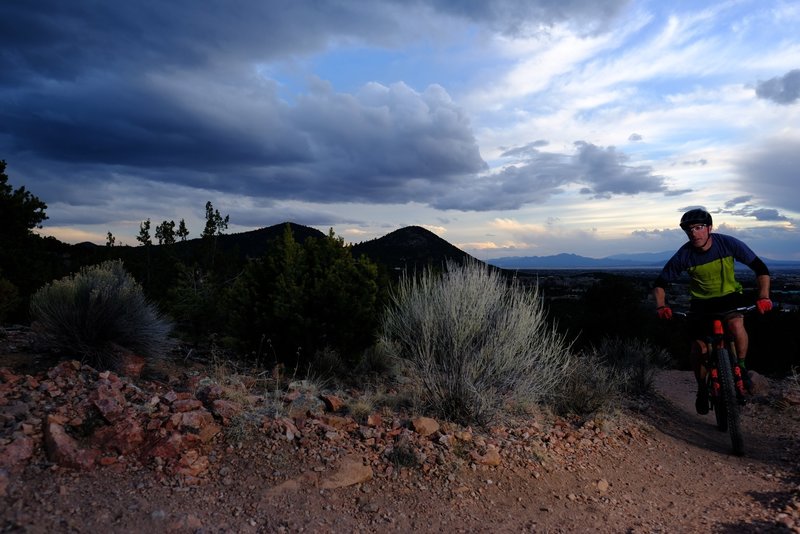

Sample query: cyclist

[652,208,772,414]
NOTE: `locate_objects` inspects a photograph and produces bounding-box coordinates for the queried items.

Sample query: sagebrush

[379,260,572,426]
[29,260,173,368]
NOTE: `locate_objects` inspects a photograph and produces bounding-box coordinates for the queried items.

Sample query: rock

[471,445,501,466]
[43,415,98,469]
[412,416,440,437]
[210,399,242,425]
[90,417,145,455]
[287,393,325,420]
[597,479,610,492]
[320,455,373,489]
[0,433,34,471]
[172,399,203,413]
[91,382,127,423]
[320,394,345,412]
[176,409,220,443]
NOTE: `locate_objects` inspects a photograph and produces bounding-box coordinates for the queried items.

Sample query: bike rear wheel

[717,348,744,455]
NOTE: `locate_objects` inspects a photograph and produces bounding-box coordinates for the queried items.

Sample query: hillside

[351,225,477,273]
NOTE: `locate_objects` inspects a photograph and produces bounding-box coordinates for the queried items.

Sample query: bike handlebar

[671,305,757,319]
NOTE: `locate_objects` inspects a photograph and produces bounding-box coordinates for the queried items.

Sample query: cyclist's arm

[652,285,667,309]
[756,274,770,300]
[746,256,770,300]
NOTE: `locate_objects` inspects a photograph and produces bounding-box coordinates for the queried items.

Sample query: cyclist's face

[685,223,711,249]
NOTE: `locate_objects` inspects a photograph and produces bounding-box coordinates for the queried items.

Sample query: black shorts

[688,292,749,339]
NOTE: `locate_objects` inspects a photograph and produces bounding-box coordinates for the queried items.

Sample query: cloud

[736,136,800,213]
[573,141,673,198]
[628,133,642,141]
[724,196,753,208]
[755,69,800,105]
[416,0,630,36]
[432,140,685,210]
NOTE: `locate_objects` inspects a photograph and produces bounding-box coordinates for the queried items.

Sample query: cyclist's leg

[726,315,747,361]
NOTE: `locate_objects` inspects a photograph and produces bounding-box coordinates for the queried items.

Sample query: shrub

[29,260,173,369]
[0,276,19,324]
[379,260,572,426]
[554,349,624,415]
[594,336,672,395]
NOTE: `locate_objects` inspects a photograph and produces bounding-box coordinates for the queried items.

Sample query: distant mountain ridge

[487,252,800,270]
[71,223,800,271]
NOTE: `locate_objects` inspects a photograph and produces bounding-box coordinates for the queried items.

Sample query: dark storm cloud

[434,140,682,210]
[573,142,673,198]
[737,137,800,214]
[0,0,628,216]
[424,0,630,35]
[755,69,800,105]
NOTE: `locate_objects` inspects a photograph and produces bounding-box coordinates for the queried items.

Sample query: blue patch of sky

[260,25,500,104]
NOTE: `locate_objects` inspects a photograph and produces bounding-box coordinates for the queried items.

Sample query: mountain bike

[674,305,754,456]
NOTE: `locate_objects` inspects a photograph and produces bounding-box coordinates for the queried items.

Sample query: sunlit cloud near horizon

[2,0,799,260]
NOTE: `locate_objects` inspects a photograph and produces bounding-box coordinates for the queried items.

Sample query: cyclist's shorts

[688,292,750,338]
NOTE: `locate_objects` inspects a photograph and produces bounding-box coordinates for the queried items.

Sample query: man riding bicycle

[652,208,772,415]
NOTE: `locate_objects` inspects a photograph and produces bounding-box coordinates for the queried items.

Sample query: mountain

[487,253,651,270]
[351,225,477,272]
[487,252,800,270]
[213,222,325,258]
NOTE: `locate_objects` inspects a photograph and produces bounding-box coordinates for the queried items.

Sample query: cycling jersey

[653,233,768,300]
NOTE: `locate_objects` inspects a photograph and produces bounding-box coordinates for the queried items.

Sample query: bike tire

[713,391,727,432]
[717,348,744,455]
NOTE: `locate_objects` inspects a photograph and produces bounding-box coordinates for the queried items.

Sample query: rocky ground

[2,326,800,533]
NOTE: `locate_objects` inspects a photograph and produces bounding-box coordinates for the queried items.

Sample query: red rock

[412,416,440,437]
[91,383,127,423]
[366,413,383,427]
[149,432,186,459]
[90,417,145,455]
[172,399,203,413]
[174,449,209,477]
[0,433,34,471]
[43,415,98,469]
[320,454,373,489]
[178,410,220,443]
[210,399,241,424]
[0,367,22,385]
[320,394,345,412]
[471,445,502,466]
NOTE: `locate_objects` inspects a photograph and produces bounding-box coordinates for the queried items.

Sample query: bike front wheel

[717,347,744,455]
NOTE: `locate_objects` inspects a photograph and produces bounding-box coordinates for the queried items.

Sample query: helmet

[680,208,712,230]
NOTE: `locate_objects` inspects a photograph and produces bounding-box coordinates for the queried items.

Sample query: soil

[2,331,800,533]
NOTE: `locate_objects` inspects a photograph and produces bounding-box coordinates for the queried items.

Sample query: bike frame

[674,305,755,456]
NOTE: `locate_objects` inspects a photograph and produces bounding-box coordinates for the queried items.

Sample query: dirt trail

[2,360,799,533]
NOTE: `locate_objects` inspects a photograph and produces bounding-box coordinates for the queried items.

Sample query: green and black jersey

[653,233,769,300]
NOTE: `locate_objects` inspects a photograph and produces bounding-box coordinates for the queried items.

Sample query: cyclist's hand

[656,306,672,320]
[756,298,772,314]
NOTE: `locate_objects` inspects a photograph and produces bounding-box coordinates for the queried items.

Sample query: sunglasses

[684,224,708,234]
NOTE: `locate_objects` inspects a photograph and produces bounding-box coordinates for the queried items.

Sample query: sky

[2,0,799,261]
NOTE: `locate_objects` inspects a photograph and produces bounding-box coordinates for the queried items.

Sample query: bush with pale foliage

[379,260,572,425]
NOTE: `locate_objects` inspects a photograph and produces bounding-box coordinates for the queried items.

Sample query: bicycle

[673,305,754,456]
